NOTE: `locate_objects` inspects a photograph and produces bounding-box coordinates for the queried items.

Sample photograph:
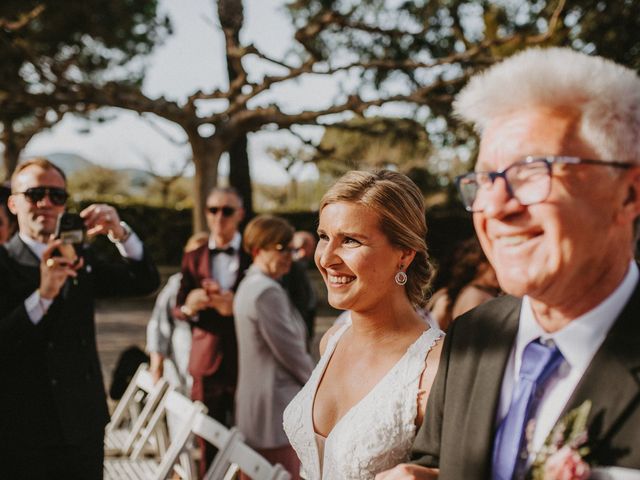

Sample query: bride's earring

[395,265,407,286]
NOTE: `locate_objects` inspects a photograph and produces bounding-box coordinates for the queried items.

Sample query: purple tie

[492,339,564,480]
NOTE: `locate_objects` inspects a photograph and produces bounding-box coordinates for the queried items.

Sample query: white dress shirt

[21,229,144,324]
[496,261,639,460]
[208,231,242,291]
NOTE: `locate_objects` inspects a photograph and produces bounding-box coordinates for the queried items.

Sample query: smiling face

[474,106,637,310]
[315,201,406,313]
[9,165,66,242]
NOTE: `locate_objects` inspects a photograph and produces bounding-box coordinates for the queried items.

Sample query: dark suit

[412,286,640,478]
[0,234,159,479]
[176,242,251,473]
[281,259,317,342]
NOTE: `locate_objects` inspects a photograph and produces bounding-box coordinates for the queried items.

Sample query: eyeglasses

[207,206,236,217]
[273,244,297,255]
[14,186,69,206]
[455,156,633,213]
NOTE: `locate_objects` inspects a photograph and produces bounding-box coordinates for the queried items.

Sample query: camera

[55,213,86,245]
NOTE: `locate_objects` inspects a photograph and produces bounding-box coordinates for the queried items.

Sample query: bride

[283,170,444,479]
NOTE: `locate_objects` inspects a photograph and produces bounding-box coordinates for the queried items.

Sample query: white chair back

[105,363,169,456]
[105,389,206,480]
[191,413,290,480]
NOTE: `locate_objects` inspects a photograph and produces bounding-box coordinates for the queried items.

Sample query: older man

[0,158,159,479]
[378,48,640,479]
[175,186,252,476]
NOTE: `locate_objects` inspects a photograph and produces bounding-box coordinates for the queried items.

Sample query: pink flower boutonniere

[529,400,592,480]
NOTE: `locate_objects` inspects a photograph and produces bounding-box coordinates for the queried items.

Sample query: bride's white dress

[283,314,444,479]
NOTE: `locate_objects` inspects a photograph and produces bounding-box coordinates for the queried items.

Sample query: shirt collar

[208,231,241,251]
[516,261,639,375]
[19,232,48,260]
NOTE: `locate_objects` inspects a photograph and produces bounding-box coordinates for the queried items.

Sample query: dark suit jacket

[412,285,640,478]
[0,234,159,449]
[176,243,251,386]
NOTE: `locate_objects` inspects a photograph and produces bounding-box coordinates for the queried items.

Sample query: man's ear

[7,194,17,215]
[617,167,640,224]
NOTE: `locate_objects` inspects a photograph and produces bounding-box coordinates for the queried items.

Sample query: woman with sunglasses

[233,214,314,480]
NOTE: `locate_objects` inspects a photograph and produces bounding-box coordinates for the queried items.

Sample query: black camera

[55,213,86,245]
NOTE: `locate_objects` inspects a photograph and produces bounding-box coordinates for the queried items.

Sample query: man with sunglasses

[0,157,159,479]
[175,186,251,477]
[378,48,640,479]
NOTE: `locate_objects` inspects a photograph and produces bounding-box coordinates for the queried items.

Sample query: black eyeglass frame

[14,186,69,206]
[206,206,237,217]
[455,156,633,213]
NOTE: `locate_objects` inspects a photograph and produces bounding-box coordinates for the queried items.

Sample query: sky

[25,0,330,185]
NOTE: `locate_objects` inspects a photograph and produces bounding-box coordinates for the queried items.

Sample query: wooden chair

[104,363,169,457]
[104,390,206,480]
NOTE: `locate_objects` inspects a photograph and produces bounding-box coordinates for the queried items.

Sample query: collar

[516,261,639,375]
[208,231,241,252]
[18,232,48,260]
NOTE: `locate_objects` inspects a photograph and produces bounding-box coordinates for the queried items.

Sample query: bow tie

[210,246,235,256]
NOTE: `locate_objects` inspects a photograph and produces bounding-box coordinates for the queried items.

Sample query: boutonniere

[528,400,592,480]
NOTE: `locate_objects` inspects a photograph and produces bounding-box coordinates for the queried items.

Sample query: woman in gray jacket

[233,215,314,479]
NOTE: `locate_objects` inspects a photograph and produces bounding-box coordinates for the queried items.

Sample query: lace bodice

[283,314,444,479]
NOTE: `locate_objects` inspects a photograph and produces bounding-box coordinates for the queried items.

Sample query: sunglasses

[207,206,236,217]
[15,187,69,206]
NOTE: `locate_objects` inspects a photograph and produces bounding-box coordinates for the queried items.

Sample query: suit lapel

[560,282,640,451]
[460,296,521,476]
[5,234,40,287]
[197,245,211,280]
[6,234,40,268]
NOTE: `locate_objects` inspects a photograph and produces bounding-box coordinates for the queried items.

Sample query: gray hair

[206,186,243,207]
[454,47,640,164]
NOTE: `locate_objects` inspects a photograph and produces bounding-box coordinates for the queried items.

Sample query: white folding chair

[219,440,291,480]
[190,412,243,480]
[191,413,290,480]
[104,363,169,457]
[104,390,206,480]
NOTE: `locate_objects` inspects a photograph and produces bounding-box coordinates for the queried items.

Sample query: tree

[0,0,170,177]
[6,0,639,232]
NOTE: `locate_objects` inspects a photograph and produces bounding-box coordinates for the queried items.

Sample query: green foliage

[67,166,130,201]
[316,116,433,175]
[0,0,171,175]
[0,0,170,91]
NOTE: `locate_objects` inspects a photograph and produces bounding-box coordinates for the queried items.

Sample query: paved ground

[95,273,337,399]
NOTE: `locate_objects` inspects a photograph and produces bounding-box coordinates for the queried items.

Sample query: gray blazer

[233,265,314,449]
[411,286,640,478]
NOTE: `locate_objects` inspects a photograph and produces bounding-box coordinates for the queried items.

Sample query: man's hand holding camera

[80,203,128,241]
[39,240,84,300]
[39,203,129,301]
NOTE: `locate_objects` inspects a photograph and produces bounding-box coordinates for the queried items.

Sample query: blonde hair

[11,157,67,190]
[320,170,433,307]
[242,215,294,257]
[454,47,640,164]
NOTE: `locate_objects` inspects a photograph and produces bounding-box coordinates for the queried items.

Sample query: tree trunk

[218,0,253,219]
[228,135,253,218]
[189,134,223,233]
